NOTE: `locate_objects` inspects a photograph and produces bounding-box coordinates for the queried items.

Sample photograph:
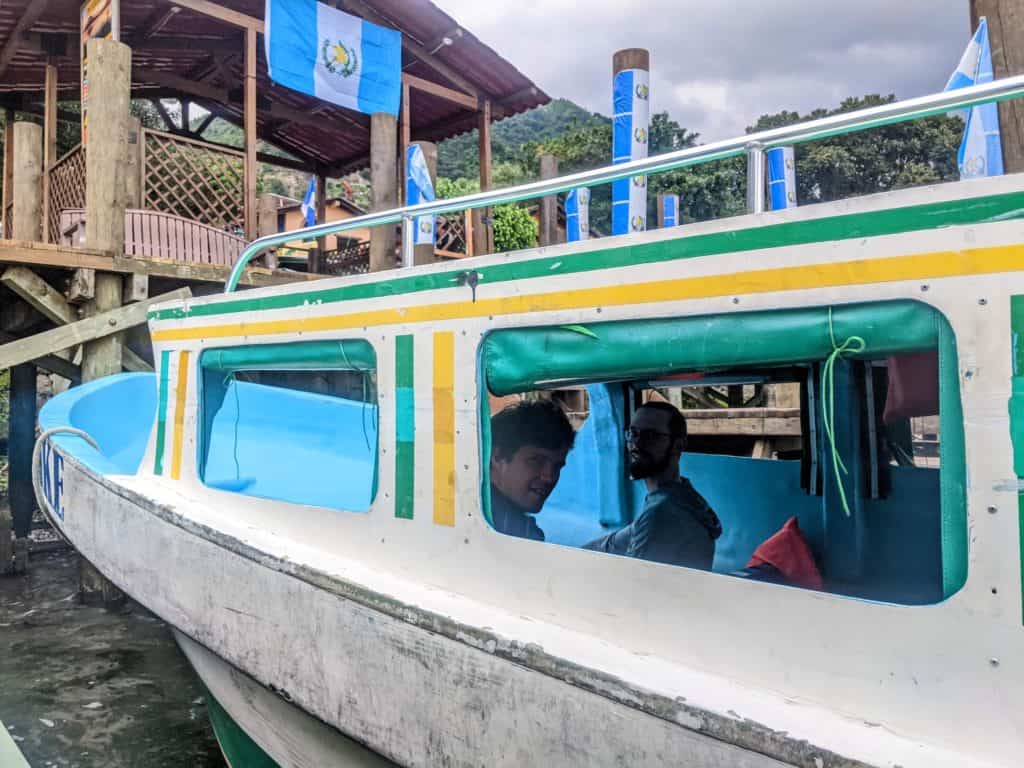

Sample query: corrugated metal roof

[0,0,549,173]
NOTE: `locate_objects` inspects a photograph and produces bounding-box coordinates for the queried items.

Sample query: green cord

[822,308,865,517]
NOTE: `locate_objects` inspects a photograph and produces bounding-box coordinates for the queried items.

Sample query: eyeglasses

[624,428,673,444]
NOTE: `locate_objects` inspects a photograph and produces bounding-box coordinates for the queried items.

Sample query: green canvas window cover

[481,300,967,598]
[200,339,376,373]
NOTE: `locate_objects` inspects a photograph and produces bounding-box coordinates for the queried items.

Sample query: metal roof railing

[226,74,1024,292]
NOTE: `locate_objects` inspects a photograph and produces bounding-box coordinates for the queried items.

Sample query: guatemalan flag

[612,69,650,235]
[301,176,316,226]
[265,0,402,116]
[945,17,1003,179]
[767,146,797,210]
[405,145,435,246]
[565,188,590,241]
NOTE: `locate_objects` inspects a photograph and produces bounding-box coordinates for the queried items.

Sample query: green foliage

[437,98,606,179]
[746,94,963,203]
[492,204,538,252]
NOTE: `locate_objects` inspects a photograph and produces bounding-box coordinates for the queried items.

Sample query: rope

[821,308,865,517]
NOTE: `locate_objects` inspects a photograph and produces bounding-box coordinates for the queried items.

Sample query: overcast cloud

[433,0,972,141]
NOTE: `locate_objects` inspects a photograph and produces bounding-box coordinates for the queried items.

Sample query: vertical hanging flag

[265,0,401,116]
[945,17,1003,179]
[612,68,650,235]
[660,194,679,227]
[767,146,797,210]
[406,145,435,246]
[566,188,590,241]
[301,176,317,226]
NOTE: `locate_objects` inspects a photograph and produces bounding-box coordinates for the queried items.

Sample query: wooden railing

[47,144,86,244]
[59,208,245,266]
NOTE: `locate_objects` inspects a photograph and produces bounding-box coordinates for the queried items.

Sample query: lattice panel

[47,145,86,244]
[436,212,468,256]
[324,242,371,276]
[144,130,244,231]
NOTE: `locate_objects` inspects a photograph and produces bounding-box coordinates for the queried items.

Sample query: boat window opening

[479,302,966,606]
[198,340,378,512]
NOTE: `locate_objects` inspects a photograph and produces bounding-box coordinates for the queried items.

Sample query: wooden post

[8,363,36,552]
[257,192,279,269]
[472,99,493,256]
[971,1,1024,172]
[312,171,326,273]
[123,117,148,302]
[399,82,411,204]
[42,60,57,243]
[12,122,43,242]
[244,27,258,241]
[2,108,13,237]
[411,140,438,265]
[369,112,397,272]
[81,38,129,608]
[538,154,558,247]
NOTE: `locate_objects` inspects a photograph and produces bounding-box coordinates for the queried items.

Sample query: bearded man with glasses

[584,401,722,570]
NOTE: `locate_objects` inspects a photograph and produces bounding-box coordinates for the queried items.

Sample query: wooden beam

[0,240,322,286]
[133,6,183,42]
[399,81,410,203]
[122,346,153,372]
[402,73,477,111]
[192,112,215,136]
[134,68,347,134]
[0,288,192,372]
[151,98,177,131]
[42,60,58,243]
[339,0,481,100]
[244,27,258,241]
[167,0,264,32]
[0,0,51,80]
[0,331,81,382]
[1,266,77,324]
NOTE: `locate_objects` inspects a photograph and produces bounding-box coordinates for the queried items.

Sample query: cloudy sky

[433,0,972,141]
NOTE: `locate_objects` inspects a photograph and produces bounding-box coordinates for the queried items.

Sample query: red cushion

[746,516,823,590]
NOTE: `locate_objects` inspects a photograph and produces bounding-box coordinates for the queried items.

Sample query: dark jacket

[491,488,545,542]
[585,478,721,570]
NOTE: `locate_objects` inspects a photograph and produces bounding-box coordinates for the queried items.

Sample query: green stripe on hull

[395,334,415,520]
[149,191,1024,322]
[204,685,280,768]
[153,349,171,475]
[1011,295,1024,621]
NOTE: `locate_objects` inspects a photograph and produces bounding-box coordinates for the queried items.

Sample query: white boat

[33,88,1024,767]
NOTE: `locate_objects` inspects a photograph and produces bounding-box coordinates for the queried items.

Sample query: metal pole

[746,141,766,214]
[224,74,1024,292]
[401,215,415,268]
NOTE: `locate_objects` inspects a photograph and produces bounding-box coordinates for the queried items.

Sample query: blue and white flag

[612,68,650,235]
[767,146,797,210]
[265,0,401,116]
[660,194,679,227]
[301,176,316,226]
[405,144,435,246]
[566,187,590,241]
[945,17,1003,179]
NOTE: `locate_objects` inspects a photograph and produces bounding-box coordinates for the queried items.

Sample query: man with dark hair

[585,401,722,569]
[490,399,576,541]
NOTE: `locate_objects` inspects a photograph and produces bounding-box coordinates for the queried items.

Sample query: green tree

[492,204,538,251]
[747,94,963,203]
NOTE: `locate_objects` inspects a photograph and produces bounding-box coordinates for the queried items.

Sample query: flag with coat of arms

[945,17,1003,179]
[264,0,401,116]
[405,145,435,246]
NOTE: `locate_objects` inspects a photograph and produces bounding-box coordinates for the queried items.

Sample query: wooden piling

[471,100,493,256]
[369,112,397,272]
[538,154,558,247]
[411,140,438,266]
[81,38,131,608]
[12,122,43,243]
[8,363,35,545]
[257,193,279,270]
